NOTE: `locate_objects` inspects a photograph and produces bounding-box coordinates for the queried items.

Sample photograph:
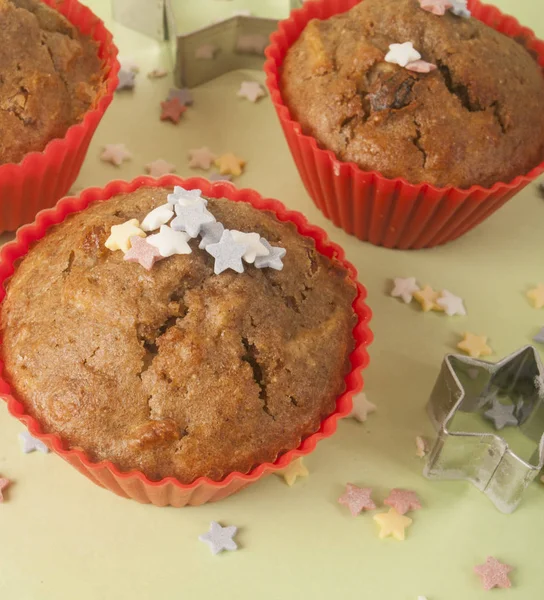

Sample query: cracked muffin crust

[0,0,105,165]
[280,0,544,188]
[0,187,357,483]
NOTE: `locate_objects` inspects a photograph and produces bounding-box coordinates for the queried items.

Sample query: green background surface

[1,1,543,599]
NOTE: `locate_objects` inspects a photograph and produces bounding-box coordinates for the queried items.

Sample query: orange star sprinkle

[526,284,544,308]
[457,332,493,358]
[214,153,246,177]
[160,98,187,124]
[413,285,444,312]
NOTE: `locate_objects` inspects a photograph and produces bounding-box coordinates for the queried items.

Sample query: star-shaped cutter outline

[424,345,544,513]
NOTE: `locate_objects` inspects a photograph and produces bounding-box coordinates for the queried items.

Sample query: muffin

[0,184,358,484]
[0,0,106,164]
[280,0,544,189]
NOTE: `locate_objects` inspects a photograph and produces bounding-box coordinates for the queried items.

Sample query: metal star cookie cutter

[424,346,544,513]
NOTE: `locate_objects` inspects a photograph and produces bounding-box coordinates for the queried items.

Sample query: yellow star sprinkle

[373,508,413,541]
[105,219,145,253]
[413,285,444,312]
[274,457,309,486]
[457,332,493,358]
[214,153,246,177]
[527,284,544,309]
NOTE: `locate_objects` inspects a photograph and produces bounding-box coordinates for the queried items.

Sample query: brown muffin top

[0,187,357,483]
[280,0,544,188]
[0,0,105,165]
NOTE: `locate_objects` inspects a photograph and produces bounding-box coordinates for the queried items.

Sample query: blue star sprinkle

[484,399,519,430]
[116,69,136,91]
[206,230,247,274]
[171,203,216,238]
[254,238,286,271]
[199,221,225,250]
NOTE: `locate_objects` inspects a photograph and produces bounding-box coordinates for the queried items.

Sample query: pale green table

[0,1,543,599]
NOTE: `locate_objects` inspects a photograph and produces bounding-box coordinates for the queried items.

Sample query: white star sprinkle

[390,277,420,303]
[199,521,238,555]
[147,225,192,257]
[385,42,421,67]
[348,392,376,423]
[237,81,266,103]
[254,239,286,271]
[230,230,270,263]
[19,432,49,454]
[140,204,174,232]
[436,290,467,316]
[167,186,207,208]
[171,203,216,238]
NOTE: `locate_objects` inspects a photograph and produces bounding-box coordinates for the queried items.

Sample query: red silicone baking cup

[0,176,372,507]
[264,0,544,249]
[0,0,118,234]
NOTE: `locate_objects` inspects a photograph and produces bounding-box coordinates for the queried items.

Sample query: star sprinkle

[533,327,544,344]
[415,436,429,458]
[0,477,10,502]
[147,68,168,79]
[116,68,136,91]
[168,87,194,106]
[105,219,145,253]
[188,147,217,171]
[195,44,218,59]
[385,42,421,67]
[254,239,286,271]
[199,221,225,250]
[140,204,174,232]
[436,290,467,316]
[338,484,376,516]
[209,172,233,182]
[384,489,422,515]
[206,230,247,274]
[215,153,246,177]
[405,60,437,73]
[414,285,443,312]
[119,56,140,73]
[474,557,513,590]
[391,277,420,303]
[230,231,269,264]
[167,186,205,208]
[147,225,192,257]
[145,159,176,178]
[199,521,238,555]
[160,98,187,124]
[457,333,493,359]
[19,431,49,454]
[373,508,413,541]
[236,33,268,54]
[419,0,452,15]
[171,203,216,238]
[450,0,471,18]
[527,284,544,308]
[237,81,266,103]
[484,399,518,430]
[348,392,376,423]
[275,457,309,486]
[123,236,164,270]
[100,143,132,167]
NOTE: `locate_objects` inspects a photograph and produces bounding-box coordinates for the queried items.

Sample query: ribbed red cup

[264,0,544,249]
[0,176,373,506]
[0,0,119,234]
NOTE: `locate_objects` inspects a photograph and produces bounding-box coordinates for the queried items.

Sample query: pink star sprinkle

[474,557,513,591]
[383,489,422,515]
[405,60,437,73]
[0,477,11,502]
[338,484,376,516]
[419,0,453,15]
[123,236,164,270]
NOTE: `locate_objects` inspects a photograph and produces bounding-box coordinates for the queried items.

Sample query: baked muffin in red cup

[264,0,544,249]
[0,176,372,506]
[0,0,118,233]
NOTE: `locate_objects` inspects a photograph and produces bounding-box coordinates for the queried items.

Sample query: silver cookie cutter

[112,0,304,87]
[424,346,544,513]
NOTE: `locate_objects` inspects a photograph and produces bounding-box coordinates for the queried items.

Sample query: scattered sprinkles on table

[533,327,544,344]
[348,392,376,423]
[474,557,513,591]
[147,68,168,79]
[168,87,194,106]
[209,172,233,182]
[484,399,518,430]
[160,97,187,124]
[338,484,376,516]
[415,436,429,458]
[215,153,246,177]
[19,432,49,454]
[0,477,11,502]
[373,508,413,541]
[188,147,217,170]
[100,143,132,167]
[237,81,266,102]
[383,489,422,515]
[526,284,544,308]
[391,276,420,303]
[116,68,136,91]
[199,522,239,555]
[457,333,493,358]
[414,285,443,313]
[275,457,309,486]
[436,290,466,316]
[145,159,176,178]
[119,56,139,73]
[391,278,467,316]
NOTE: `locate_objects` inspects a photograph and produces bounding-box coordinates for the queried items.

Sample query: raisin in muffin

[0,0,105,164]
[0,187,357,483]
[280,0,544,188]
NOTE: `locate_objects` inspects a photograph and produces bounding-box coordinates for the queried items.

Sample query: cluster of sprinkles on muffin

[104,186,286,274]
